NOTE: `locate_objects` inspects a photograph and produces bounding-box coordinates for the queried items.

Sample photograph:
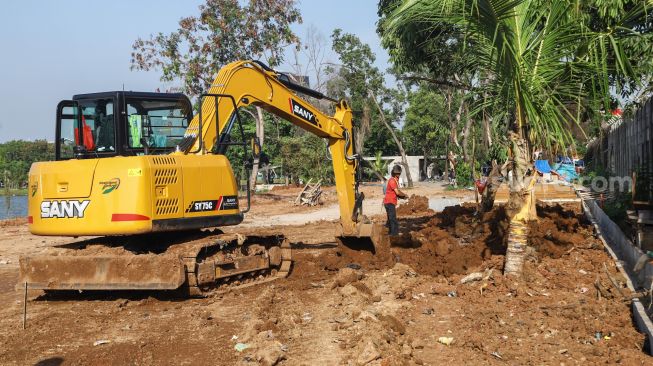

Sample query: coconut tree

[384,0,649,275]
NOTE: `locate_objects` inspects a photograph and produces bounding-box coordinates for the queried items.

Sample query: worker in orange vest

[384,165,407,236]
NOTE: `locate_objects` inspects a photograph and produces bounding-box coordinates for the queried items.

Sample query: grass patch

[0,188,27,196]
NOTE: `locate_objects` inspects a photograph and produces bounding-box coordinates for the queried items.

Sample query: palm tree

[366,151,391,181]
[385,0,648,275]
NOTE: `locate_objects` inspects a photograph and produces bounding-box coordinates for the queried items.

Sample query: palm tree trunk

[503,132,537,276]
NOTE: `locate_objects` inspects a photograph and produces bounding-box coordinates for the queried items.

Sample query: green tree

[402,86,450,173]
[328,29,412,186]
[131,0,302,96]
[365,151,390,181]
[131,0,303,191]
[277,135,333,184]
[0,140,54,191]
[383,0,652,276]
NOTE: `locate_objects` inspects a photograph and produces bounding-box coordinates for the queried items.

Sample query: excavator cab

[55,92,193,160]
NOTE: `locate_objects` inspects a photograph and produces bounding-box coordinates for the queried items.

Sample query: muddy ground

[0,183,650,365]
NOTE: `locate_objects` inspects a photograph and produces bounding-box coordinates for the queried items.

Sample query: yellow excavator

[19,60,385,295]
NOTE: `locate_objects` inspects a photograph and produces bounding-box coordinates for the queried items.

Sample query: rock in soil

[357,341,381,365]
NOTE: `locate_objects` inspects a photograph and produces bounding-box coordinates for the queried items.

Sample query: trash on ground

[438,336,454,345]
[234,343,251,352]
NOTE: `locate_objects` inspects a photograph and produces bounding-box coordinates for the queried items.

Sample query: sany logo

[40,200,90,218]
[289,99,316,125]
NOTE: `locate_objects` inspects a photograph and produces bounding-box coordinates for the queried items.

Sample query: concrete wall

[583,199,653,354]
[362,155,424,186]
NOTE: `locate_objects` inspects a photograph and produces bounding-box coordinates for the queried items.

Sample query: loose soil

[396,195,434,216]
[0,184,649,365]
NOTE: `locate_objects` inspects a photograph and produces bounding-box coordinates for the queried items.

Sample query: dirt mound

[397,195,434,216]
[393,205,508,276]
[528,205,592,258]
[315,203,592,278]
[0,217,27,227]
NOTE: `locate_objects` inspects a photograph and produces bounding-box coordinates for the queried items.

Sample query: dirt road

[0,183,649,365]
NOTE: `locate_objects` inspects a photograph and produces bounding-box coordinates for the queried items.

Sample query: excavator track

[19,232,292,297]
[181,234,292,296]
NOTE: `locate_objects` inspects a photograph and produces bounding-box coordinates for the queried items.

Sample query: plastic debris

[93,340,110,346]
[231,335,238,341]
[447,291,457,297]
[234,343,250,352]
[412,292,426,300]
[437,336,454,345]
[579,269,588,275]
[490,351,502,359]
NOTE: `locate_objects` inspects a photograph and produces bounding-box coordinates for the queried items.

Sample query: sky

[0,0,389,142]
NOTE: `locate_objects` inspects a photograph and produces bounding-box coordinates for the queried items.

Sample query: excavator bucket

[336,222,389,254]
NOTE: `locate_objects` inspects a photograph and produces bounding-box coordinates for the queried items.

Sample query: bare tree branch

[397,75,473,90]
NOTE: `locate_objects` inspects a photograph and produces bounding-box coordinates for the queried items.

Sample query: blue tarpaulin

[535,160,552,174]
[552,163,578,182]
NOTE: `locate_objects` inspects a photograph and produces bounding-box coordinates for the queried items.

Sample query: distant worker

[384,165,407,236]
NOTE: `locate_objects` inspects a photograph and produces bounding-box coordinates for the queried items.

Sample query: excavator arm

[177,60,380,244]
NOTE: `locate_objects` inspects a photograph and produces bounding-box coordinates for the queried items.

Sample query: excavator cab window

[125,97,192,155]
[55,98,115,159]
[55,100,79,160]
[80,98,115,153]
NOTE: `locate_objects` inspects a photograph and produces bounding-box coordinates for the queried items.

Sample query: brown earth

[0,190,649,365]
[396,195,434,216]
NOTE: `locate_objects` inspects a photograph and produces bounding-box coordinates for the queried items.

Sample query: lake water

[0,195,27,220]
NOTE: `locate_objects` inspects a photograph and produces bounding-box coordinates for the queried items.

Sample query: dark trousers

[384,203,399,236]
